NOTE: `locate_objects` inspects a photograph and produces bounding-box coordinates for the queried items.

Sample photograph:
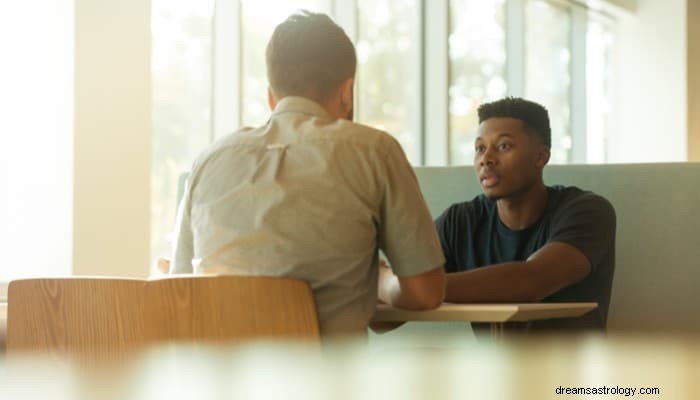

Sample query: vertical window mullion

[212,0,242,140]
[415,0,425,165]
[571,5,588,163]
[506,0,525,97]
[424,0,449,166]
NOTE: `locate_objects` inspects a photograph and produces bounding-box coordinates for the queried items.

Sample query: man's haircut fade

[477,97,552,148]
[266,11,356,105]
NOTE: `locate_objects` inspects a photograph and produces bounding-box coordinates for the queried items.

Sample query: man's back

[171,97,444,336]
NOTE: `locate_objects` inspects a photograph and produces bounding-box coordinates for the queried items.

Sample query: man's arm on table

[378,264,446,310]
[445,242,590,303]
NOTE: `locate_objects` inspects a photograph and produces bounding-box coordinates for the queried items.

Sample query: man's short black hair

[266,11,356,104]
[477,97,551,148]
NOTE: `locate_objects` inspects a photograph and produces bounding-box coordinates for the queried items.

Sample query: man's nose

[479,147,496,166]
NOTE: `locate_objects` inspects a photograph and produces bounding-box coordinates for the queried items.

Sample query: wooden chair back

[7,276,320,358]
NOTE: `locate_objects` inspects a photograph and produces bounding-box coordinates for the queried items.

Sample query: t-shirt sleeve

[377,138,446,277]
[435,206,460,274]
[549,193,616,272]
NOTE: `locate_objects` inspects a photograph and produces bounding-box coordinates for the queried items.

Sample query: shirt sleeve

[548,193,616,272]
[170,177,195,274]
[377,138,446,277]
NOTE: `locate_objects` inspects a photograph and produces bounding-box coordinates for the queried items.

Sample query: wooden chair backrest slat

[7,276,320,358]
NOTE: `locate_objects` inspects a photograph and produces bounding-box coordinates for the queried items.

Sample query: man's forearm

[446,241,592,303]
[378,275,432,310]
[378,266,445,310]
[378,274,414,309]
[445,262,543,303]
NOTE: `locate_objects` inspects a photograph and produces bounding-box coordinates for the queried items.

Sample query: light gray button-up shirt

[171,96,445,336]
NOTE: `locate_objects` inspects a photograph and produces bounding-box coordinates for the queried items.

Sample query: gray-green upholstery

[178,163,700,334]
[414,163,700,333]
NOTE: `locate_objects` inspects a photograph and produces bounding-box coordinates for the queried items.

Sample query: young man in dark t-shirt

[378,97,616,333]
[435,97,616,332]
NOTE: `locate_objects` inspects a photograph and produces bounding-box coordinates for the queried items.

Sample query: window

[356,0,421,164]
[448,0,506,165]
[151,0,214,264]
[525,0,572,164]
[586,16,614,163]
[151,0,618,260]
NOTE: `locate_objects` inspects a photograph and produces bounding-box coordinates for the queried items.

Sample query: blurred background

[0,0,697,281]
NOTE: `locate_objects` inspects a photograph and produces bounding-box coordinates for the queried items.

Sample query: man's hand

[377,259,393,301]
[371,259,406,333]
[377,259,445,309]
[156,257,171,274]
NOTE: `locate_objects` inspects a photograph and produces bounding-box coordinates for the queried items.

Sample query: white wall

[0,1,74,281]
[73,0,152,277]
[609,0,687,162]
[0,0,151,281]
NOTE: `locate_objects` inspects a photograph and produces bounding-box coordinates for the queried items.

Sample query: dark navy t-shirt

[435,185,616,331]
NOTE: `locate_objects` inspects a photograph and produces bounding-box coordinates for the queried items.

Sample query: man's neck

[496,183,548,231]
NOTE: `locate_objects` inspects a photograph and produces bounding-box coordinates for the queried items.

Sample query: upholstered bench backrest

[414,163,700,333]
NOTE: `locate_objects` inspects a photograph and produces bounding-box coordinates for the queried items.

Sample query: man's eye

[475,146,486,153]
[498,143,511,151]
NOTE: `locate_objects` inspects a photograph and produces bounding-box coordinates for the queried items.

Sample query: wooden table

[0,302,597,346]
[372,302,598,337]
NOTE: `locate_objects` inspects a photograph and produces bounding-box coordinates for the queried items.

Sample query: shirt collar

[271,96,332,120]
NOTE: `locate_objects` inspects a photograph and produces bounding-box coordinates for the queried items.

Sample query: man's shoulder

[194,127,257,163]
[188,121,401,181]
[200,120,397,159]
[324,119,401,150]
[548,185,616,219]
[549,185,612,205]
[185,127,260,184]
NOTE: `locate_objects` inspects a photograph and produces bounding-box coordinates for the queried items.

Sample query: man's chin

[482,187,504,201]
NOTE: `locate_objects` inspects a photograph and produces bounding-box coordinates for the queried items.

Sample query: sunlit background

[149,0,616,263]
[0,0,692,280]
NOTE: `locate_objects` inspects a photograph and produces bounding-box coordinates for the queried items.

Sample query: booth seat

[178,163,700,336]
[412,163,700,334]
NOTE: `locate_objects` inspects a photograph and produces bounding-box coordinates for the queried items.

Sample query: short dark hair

[477,97,551,148]
[266,11,356,104]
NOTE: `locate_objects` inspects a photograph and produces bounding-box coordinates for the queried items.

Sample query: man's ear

[339,78,354,114]
[267,87,278,111]
[536,146,551,168]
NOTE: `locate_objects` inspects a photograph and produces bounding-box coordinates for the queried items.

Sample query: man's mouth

[480,172,499,188]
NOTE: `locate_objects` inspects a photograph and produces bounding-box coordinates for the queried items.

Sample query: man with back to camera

[383,97,616,333]
[169,11,446,338]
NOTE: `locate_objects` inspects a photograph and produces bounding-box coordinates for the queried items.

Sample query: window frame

[148,0,619,267]
[209,0,616,166]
